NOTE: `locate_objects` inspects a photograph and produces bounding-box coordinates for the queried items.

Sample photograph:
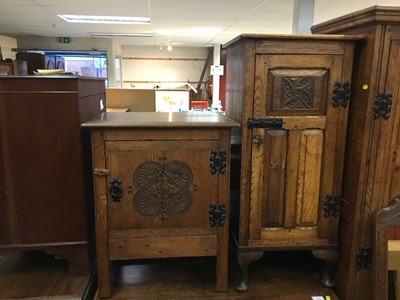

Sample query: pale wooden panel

[256,40,347,55]
[109,235,217,260]
[284,130,302,228]
[109,227,215,239]
[259,227,318,240]
[296,130,323,226]
[103,128,220,141]
[261,129,287,227]
[248,128,265,240]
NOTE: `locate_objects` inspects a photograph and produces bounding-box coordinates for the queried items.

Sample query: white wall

[121,46,209,91]
[0,35,17,60]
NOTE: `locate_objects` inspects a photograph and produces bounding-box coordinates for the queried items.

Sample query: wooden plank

[103,128,220,141]
[259,227,318,239]
[109,235,217,260]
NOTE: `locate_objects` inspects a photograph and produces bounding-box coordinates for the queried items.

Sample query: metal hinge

[374,91,392,120]
[323,194,342,218]
[209,203,226,227]
[248,117,284,129]
[209,150,227,175]
[332,81,350,108]
[93,168,110,176]
[356,247,372,270]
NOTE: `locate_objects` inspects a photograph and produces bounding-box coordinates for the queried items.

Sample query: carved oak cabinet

[224,34,356,291]
[312,6,400,300]
[82,112,238,298]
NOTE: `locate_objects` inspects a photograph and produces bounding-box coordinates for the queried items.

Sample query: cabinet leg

[44,244,90,276]
[312,249,338,287]
[236,251,263,292]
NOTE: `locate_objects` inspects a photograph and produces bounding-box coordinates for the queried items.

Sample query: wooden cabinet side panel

[0,92,88,243]
[91,130,112,297]
[0,98,12,244]
[225,40,256,245]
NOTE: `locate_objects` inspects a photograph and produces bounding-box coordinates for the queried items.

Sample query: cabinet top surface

[312,5,400,33]
[223,32,361,48]
[81,112,240,129]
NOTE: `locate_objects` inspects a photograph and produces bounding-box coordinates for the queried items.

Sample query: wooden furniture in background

[389,240,400,300]
[0,76,106,275]
[224,34,356,291]
[312,6,400,300]
[0,60,13,75]
[15,52,46,75]
[82,112,238,297]
[372,196,400,300]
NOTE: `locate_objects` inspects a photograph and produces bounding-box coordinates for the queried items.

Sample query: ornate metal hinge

[209,203,226,227]
[323,194,342,217]
[210,150,227,175]
[332,81,350,108]
[374,91,392,120]
[356,247,372,270]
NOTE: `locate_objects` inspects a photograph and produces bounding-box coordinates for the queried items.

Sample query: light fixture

[167,44,173,51]
[58,15,151,24]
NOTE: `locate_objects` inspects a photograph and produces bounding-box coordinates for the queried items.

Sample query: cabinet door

[382,40,400,201]
[248,54,348,246]
[105,140,220,232]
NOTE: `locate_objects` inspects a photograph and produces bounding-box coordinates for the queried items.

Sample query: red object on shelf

[191,101,208,110]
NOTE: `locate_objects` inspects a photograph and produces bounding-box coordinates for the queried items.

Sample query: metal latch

[248,118,284,129]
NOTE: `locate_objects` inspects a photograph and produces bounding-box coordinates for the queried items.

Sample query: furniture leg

[236,251,263,292]
[312,249,338,287]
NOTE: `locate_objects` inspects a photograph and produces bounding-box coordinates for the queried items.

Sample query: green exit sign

[57,37,71,43]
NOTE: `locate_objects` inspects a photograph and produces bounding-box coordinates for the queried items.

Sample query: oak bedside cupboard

[82,112,239,298]
[312,6,400,300]
[0,76,106,275]
[224,34,357,291]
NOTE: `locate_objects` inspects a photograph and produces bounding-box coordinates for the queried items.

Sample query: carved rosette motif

[133,160,193,217]
[281,77,315,109]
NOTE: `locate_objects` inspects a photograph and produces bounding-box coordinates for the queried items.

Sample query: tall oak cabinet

[312,6,400,300]
[224,34,356,291]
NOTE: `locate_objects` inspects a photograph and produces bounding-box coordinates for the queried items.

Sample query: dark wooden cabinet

[15,52,46,75]
[82,112,238,297]
[224,34,356,291]
[0,76,106,275]
[312,6,400,300]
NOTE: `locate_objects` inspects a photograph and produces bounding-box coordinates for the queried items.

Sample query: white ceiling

[0,0,399,48]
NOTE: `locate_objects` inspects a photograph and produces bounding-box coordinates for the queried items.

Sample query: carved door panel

[105,140,219,231]
[248,54,348,245]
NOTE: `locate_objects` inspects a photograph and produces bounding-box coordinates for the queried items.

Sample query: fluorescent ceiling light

[89,32,153,37]
[154,28,221,36]
[58,15,151,24]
